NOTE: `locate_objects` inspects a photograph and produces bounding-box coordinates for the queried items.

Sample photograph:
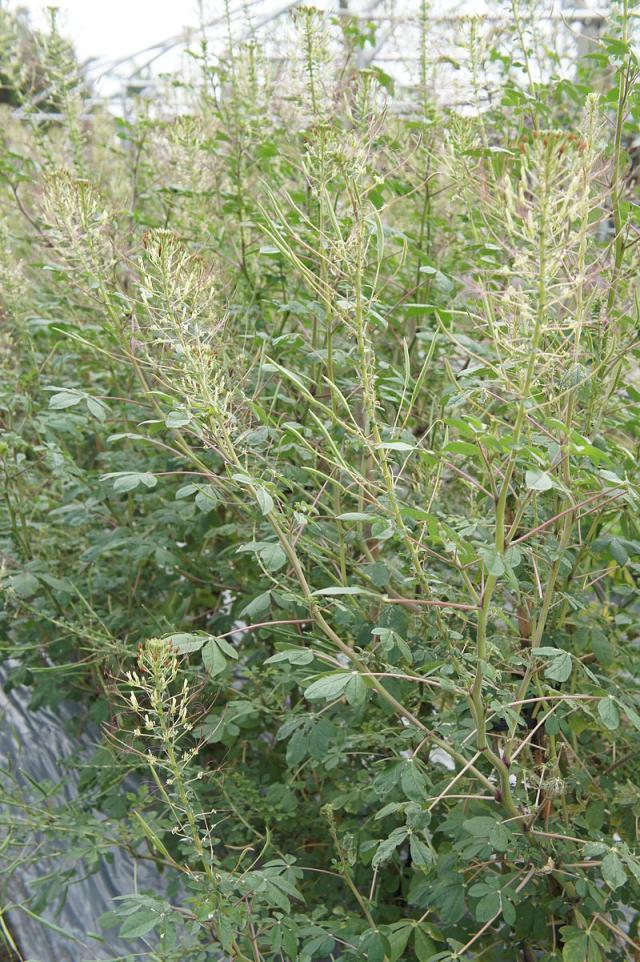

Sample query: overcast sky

[12,0,199,64]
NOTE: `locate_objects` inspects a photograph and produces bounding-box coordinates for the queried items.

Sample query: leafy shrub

[2,3,640,961]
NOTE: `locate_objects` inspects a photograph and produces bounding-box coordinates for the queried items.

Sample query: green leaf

[256,487,274,515]
[373,626,413,662]
[260,542,287,572]
[444,440,479,458]
[86,397,108,421]
[479,547,505,577]
[103,471,157,493]
[462,815,511,851]
[418,264,453,294]
[232,472,253,485]
[98,911,119,930]
[414,926,438,962]
[489,822,510,852]
[372,827,409,867]
[619,844,640,883]
[119,909,159,939]
[312,585,379,597]
[202,639,227,676]
[502,896,516,926]
[475,891,500,923]
[400,506,434,522]
[49,390,82,409]
[7,572,40,598]
[585,800,605,832]
[375,441,415,452]
[544,650,572,683]
[194,485,219,512]
[345,673,367,706]
[505,545,522,568]
[363,562,391,588]
[167,632,208,653]
[165,410,191,428]
[562,935,588,962]
[525,469,554,491]
[265,648,313,666]
[619,700,640,731]
[463,816,497,837]
[239,591,271,618]
[359,930,390,962]
[304,672,352,701]
[601,850,626,890]
[387,922,413,962]
[401,760,428,801]
[434,878,465,923]
[410,835,434,868]
[590,629,614,666]
[598,696,620,731]
[609,537,629,565]
[175,483,197,499]
[214,637,238,660]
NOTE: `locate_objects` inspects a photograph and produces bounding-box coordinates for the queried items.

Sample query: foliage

[1,3,640,960]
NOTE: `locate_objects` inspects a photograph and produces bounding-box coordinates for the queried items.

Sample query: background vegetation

[1,3,640,960]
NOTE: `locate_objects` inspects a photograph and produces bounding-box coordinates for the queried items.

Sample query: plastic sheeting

[0,666,166,962]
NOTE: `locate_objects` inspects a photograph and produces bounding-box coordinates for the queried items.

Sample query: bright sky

[12,0,200,64]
